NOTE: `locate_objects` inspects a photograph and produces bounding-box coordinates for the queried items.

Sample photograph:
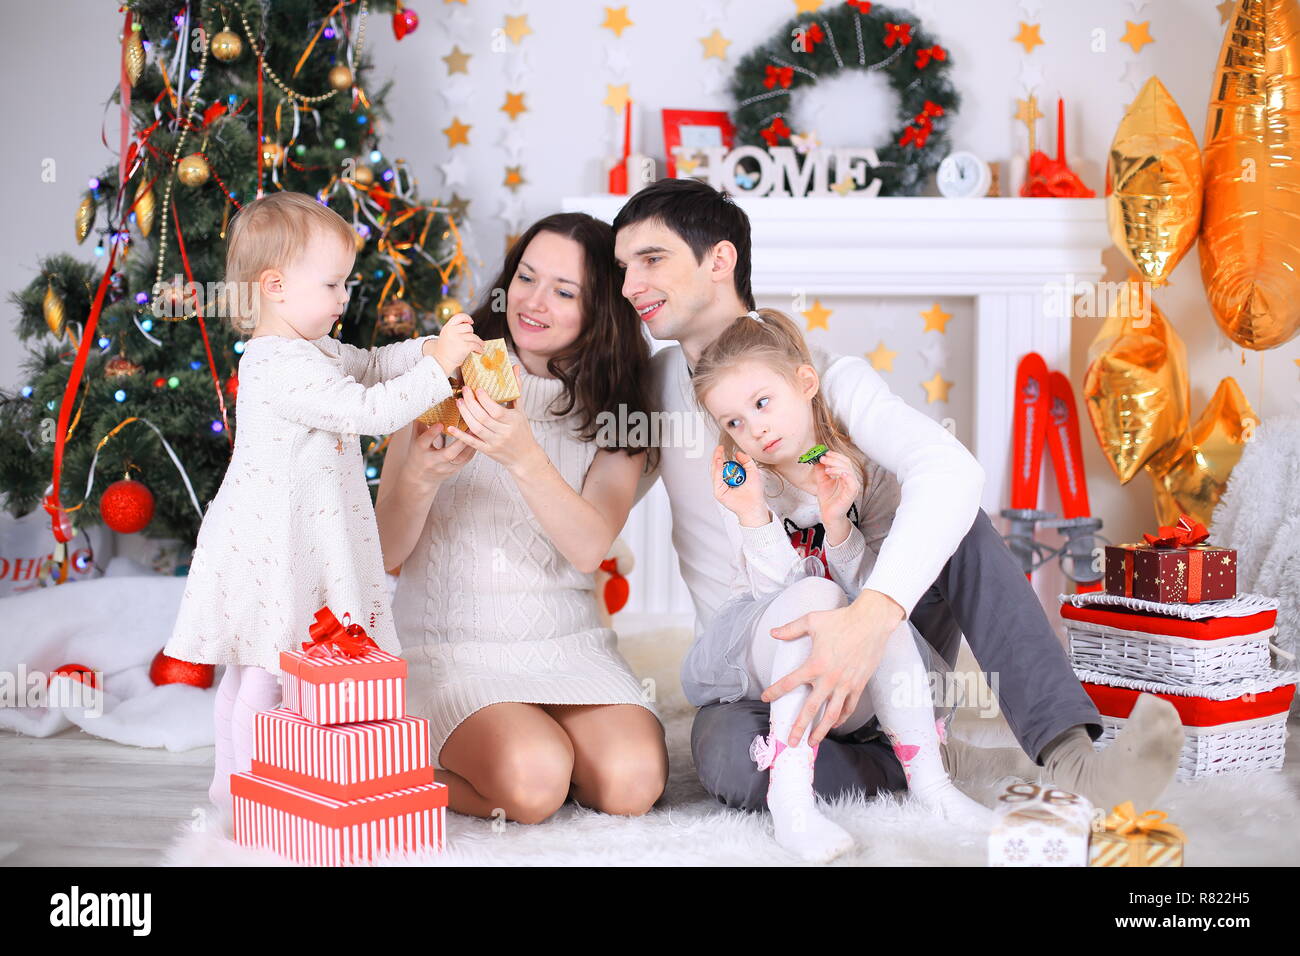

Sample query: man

[612,177,1183,813]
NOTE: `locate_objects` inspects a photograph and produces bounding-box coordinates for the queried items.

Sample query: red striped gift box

[251,707,434,801]
[279,647,407,726]
[231,772,447,866]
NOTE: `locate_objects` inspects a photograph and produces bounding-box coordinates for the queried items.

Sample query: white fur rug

[162,625,1300,867]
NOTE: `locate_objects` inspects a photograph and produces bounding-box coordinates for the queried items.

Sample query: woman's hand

[814,450,861,547]
[711,445,769,528]
[447,366,546,477]
[399,420,477,495]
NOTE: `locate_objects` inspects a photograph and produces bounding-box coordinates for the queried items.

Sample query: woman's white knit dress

[164,334,452,673]
[392,364,661,767]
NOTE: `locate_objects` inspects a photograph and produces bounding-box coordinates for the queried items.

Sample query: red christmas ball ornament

[51,663,101,690]
[149,650,215,688]
[225,374,239,401]
[100,478,154,534]
[392,2,419,40]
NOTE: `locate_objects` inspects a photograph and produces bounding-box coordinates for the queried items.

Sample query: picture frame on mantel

[662,109,735,180]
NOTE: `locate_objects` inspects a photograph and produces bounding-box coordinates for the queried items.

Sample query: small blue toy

[721,460,747,487]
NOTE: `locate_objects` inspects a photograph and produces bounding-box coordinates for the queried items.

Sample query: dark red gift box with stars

[1104,515,1236,604]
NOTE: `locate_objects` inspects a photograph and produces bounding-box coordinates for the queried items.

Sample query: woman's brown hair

[691,307,866,485]
[466,212,656,468]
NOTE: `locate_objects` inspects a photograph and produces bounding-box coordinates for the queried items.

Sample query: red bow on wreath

[1142,514,1210,549]
[800,22,825,51]
[764,65,794,89]
[761,116,792,146]
[899,123,932,148]
[302,606,381,659]
[915,100,945,122]
[846,0,873,12]
[915,44,946,68]
[884,22,913,47]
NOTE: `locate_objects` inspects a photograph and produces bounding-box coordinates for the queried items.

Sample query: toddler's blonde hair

[221,191,357,333]
[691,307,868,488]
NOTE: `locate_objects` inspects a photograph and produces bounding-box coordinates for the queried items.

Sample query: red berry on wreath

[101,478,154,534]
[149,650,215,688]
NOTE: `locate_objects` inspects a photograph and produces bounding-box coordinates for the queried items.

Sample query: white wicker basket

[1094,712,1288,780]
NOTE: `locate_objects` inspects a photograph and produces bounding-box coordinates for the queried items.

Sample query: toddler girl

[162,191,481,818]
[690,307,992,862]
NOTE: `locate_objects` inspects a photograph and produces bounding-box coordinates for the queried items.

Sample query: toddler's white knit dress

[392,359,662,767]
[164,334,452,674]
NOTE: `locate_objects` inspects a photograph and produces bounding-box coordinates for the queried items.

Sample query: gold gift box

[1088,801,1185,867]
[417,338,519,430]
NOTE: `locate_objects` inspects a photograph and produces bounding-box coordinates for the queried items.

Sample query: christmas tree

[0,0,467,556]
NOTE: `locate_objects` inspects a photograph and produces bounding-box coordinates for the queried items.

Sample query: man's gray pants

[689,508,1103,811]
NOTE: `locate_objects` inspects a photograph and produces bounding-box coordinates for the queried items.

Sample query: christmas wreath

[729,0,960,196]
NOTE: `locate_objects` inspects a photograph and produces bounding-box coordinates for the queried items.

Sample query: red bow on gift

[302,606,380,659]
[915,45,946,68]
[1142,514,1210,549]
[884,22,913,47]
[761,116,792,146]
[846,0,873,13]
[764,65,794,89]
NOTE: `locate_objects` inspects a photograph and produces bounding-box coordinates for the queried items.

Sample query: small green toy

[798,444,829,464]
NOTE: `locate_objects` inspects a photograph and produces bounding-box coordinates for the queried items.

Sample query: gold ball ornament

[379,298,416,336]
[43,282,67,340]
[104,355,143,379]
[353,165,375,186]
[328,65,354,92]
[176,153,210,187]
[433,296,463,327]
[133,178,155,238]
[210,29,243,62]
[76,196,95,245]
[260,141,284,167]
[353,228,367,252]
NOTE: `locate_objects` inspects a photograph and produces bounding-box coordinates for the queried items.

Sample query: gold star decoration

[442,117,471,148]
[794,0,823,12]
[442,45,471,75]
[1217,0,1235,24]
[677,152,701,174]
[921,303,952,333]
[445,192,470,221]
[921,372,954,404]
[1013,22,1044,54]
[504,165,526,192]
[602,6,633,37]
[831,176,856,196]
[867,340,898,372]
[501,91,528,120]
[802,298,831,331]
[1121,20,1153,54]
[604,83,631,112]
[1015,95,1043,127]
[504,14,533,45]
[445,0,466,4]
[701,29,731,60]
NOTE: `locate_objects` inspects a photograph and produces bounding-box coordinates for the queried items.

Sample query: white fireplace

[562,195,1111,627]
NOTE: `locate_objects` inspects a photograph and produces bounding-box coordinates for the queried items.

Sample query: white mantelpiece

[562,195,1111,620]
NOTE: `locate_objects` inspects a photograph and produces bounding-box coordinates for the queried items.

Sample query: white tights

[209,664,282,813]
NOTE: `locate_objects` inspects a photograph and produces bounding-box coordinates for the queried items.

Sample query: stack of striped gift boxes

[230,608,448,865]
[1058,516,1296,779]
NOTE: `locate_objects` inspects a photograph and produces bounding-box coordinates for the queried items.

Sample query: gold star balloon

[1199,0,1300,350]
[1106,76,1203,287]
[1148,376,1256,527]
[1083,277,1190,483]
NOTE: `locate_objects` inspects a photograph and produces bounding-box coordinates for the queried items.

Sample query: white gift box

[988,782,1094,867]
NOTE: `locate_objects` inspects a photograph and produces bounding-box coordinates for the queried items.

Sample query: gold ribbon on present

[1092,801,1186,867]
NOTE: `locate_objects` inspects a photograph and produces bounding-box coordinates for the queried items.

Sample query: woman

[376,213,667,824]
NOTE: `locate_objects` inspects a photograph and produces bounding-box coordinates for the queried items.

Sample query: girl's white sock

[869,624,992,830]
[208,665,241,814]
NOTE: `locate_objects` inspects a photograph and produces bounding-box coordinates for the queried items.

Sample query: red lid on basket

[1060,602,1276,642]
[1081,681,1296,727]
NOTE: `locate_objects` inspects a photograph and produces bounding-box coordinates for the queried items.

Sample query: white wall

[6,0,1298,578]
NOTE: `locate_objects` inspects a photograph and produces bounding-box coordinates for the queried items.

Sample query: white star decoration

[439,154,469,189]
[1120,57,1147,90]
[436,6,474,39]
[1018,58,1044,91]
[1018,0,1044,18]
[701,0,733,25]
[505,49,533,88]
[702,60,729,96]
[919,338,947,370]
[437,75,473,110]
[498,194,526,231]
[498,125,527,162]
[604,43,631,77]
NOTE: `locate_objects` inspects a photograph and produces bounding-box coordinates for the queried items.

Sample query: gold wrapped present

[417,384,464,431]
[462,338,520,403]
[1088,801,1185,867]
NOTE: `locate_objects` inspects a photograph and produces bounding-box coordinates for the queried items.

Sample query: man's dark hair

[611,178,755,311]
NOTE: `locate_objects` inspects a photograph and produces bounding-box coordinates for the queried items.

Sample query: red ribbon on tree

[915,45,946,68]
[302,606,380,659]
[884,22,913,47]
[764,65,794,89]
[846,0,873,13]
[761,116,792,146]
[1142,514,1210,549]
